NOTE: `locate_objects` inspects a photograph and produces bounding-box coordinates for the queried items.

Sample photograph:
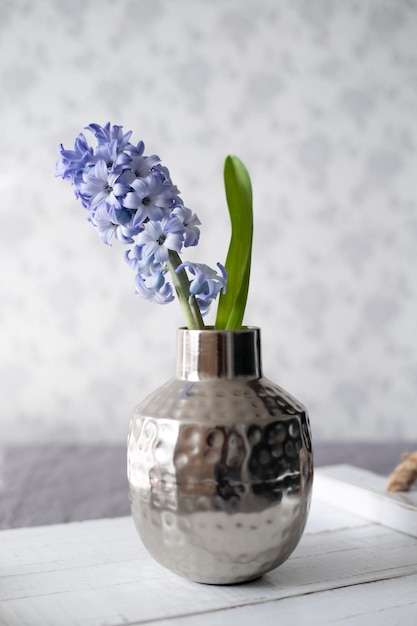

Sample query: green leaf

[167,250,205,330]
[215,155,253,330]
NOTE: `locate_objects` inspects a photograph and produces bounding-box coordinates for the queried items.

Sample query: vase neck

[176,327,262,380]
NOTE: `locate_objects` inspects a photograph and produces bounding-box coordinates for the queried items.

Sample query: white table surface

[1,468,417,626]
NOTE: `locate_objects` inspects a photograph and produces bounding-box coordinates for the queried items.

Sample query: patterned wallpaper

[1,0,417,442]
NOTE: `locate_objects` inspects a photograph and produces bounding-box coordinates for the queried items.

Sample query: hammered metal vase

[127,327,313,584]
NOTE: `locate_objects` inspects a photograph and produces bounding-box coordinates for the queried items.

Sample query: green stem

[167,250,205,330]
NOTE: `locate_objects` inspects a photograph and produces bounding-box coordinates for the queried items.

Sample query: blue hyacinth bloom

[176,262,227,316]
[57,122,230,318]
[171,206,201,247]
[136,217,184,263]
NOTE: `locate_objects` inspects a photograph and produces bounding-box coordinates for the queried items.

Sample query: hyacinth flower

[56,122,253,330]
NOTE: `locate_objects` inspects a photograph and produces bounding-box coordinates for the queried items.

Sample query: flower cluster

[56,123,227,319]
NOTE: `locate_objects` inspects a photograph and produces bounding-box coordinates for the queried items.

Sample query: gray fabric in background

[1,442,415,530]
[0,446,130,530]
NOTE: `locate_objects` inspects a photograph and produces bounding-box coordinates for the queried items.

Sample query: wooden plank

[152,574,417,626]
[1,498,416,625]
[314,464,417,538]
[0,499,366,573]
[3,522,415,602]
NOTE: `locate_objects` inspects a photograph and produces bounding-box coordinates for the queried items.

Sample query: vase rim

[176,326,262,380]
[178,326,260,333]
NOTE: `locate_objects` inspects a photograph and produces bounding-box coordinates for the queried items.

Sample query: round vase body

[127,328,313,584]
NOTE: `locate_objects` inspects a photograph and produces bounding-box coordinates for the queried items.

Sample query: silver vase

[127,327,313,584]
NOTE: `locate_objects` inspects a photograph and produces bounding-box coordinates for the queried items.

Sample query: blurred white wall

[1,0,416,442]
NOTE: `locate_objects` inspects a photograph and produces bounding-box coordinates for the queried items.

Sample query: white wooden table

[1,466,417,625]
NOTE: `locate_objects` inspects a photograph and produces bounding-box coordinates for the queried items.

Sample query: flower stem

[168,250,205,330]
